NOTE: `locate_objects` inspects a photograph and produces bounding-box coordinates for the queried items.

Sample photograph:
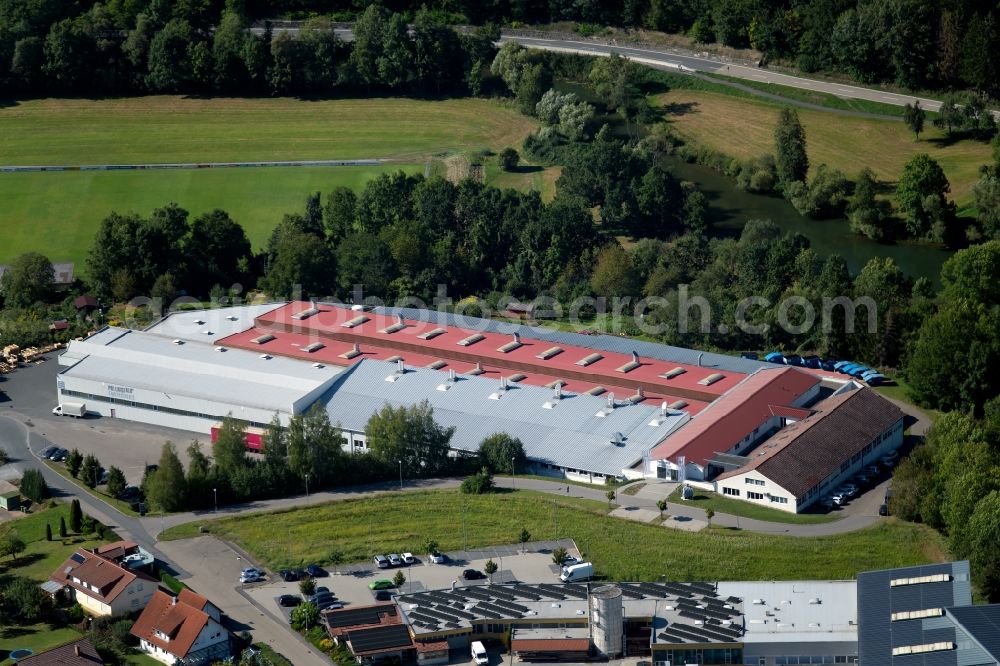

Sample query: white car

[388,553,402,567]
[402,552,415,565]
[831,492,848,506]
[429,551,446,564]
[239,572,262,584]
[240,567,263,578]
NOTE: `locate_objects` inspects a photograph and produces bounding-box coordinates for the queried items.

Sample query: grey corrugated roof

[321,359,688,476]
[60,327,342,413]
[363,305,772,375]
[144,303,285,342]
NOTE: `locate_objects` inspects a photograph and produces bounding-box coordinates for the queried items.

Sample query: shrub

[460,467,494,494]
[498,147,519,172]
[300,578,316,596]
[291,602,319,630]
[19,468,48,503]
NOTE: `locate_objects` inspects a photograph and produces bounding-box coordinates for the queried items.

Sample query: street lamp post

[305,473,310,497]
[398,460,403,491]
[511,457,515,491]
[213,488,218,514]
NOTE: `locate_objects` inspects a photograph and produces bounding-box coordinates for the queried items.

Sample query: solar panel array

[348,624,412,653]
[325,605,397,629]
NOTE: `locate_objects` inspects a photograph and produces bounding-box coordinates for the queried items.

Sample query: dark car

[315,586,330,595]
[308,592,336,606]
[462,569,486,581]
[279,569,300,582]
[879,502,889,516]
[372,589,393,601]
[305,564,327,578]
[51,448,69,461]
[40,445,57,459]
[317,599,344,611]
[278,595,301,607]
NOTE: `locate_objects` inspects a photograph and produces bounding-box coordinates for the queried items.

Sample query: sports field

[0,97,540,266]
[652,90,993,211]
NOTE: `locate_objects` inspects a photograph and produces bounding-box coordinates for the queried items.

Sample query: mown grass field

[160,489,947,581]
[0,96,540,266]
[667,487,839,525]
[652,89,992,210]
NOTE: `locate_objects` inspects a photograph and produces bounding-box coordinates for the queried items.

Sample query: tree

[261,414,288,468]
[329,549,344,574]
[214,415,249,474]
[350,5,388,87]
[896,154,955,240]
[484,559,498,582]
[19,469,48,503]
[606,489,616,507]
[848,168,892,241]
[67,448,83,478]
[366,401,455,476]
[106,467,127,499]
[460,467,494,494]
[299,578,316,596]
[551,547,568,565]
[656,499,667,518]
[46,523,52,542]
[559,101,596,140]
[589,53,643,125]
[515,63,552,116]
[425,540,439,557]
[146,18,195,91]
[491,41,529,92]
[0,252,54,308]
[477,433,526,474]
[80,454,101,489]
[973,171,1000,240]
[705,508,715,526]
[378,13,412,89]
[774,107,808,187]
[535,89,576,124]
[2,576,51,622]
[966,491,1000,601]
[70,499,83,533]
[393,570,406,588]
[59,516,67,538]
[787,164,850,219]
[498,148,519,172]
[146,442,188,513]
[183,209,252,294]
[291,602,319,630]
[518,527,531,553]
[939,240,1000,307]
[0,530,25,562]
[903,101,925,139]
[591,245,641,297]
[262,229,337,298]
[325,187,357,242]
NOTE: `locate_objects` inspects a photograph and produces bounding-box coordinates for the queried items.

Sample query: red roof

[649,366,820,467]
[216,301,743,413]
[49,547,155,604]
[130,590,223,659]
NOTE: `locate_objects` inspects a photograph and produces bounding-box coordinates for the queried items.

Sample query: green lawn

[160,488,946,581]
[0,502,107,583]
[667,487,839,525]
[252,644,294,666]
[0,625,84,665]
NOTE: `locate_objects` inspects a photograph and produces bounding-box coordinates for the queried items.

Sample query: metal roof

[143,303,284,342]
[717,580,858,644]
[60,327,343,413]
[369,305,773,375]
[321,359,689,476]
[946,605,1000,663]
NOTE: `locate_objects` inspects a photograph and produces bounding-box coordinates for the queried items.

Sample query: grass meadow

[160,488,947,582]
[0,96,540,266]
[666,487,839,525]
[652,89,993,212]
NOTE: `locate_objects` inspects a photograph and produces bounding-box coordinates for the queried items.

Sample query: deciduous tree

[0,252,54,308]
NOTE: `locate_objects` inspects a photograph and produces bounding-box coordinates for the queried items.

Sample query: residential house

[49,545,158,616]
[16,638,103,665]
[131,589,233,666]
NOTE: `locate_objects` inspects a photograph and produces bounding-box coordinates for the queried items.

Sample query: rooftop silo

[589,584,624,658]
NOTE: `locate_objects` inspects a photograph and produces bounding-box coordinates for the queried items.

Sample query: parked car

[879,502,889,516]
[865,464,881,476]
[830,492,849,506]
[240,572,262,584]
[821,359,838,371]
[373,555,389,569]
[278,595,301,607]
[50,447,68,461]
[279,569,301,582]
[402,552,415,565]
[429,551,447,564]
[372,589,393,601]
[308,592,336,605]
[388,553,402,567]
[369,579,394,590]
[819,495,835,509]
[317,599,344,611]
[40,446,57,459]
[462,569,486,581]
[315,586,330,595]
[763,351,783,363]
[119,486,141,500]
[305,564,327,578]
[838,483,859,497]
[854,472,871,487]
[560,555,582,567]
[803,355,822,369]
[880,452,899,468]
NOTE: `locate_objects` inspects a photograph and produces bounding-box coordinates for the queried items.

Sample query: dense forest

[1,0,999,97]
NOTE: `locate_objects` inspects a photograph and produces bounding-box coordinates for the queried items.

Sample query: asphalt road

[253,24,952,114]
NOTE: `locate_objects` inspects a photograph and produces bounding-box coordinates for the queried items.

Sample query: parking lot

[243,540,581,624]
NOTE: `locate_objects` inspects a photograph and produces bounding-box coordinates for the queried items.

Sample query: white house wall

[715,471,801,513]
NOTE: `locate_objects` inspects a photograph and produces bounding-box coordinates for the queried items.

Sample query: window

[744,478,765,486]
[769,496,788,504]
[747,491,764,500]
[723,487,740,497]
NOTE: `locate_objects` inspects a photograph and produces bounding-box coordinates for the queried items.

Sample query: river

[663,155,952,285]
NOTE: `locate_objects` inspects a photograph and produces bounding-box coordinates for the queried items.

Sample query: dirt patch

[622,482,647,496]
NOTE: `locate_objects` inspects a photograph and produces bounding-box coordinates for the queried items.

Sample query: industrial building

[54,301,904,503]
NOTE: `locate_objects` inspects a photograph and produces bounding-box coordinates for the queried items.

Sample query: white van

[471,640,489,665]
[560,562,594,583]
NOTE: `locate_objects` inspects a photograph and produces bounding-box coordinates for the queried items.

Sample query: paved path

[0,159,381,173]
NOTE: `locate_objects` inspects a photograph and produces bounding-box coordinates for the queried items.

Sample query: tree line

[4,1,998,97]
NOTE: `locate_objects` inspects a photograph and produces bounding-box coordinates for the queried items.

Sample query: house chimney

[448,369,456,382]
[75,645,80,657]
[698,352,704,367]
[632,351,639,363]
[513,332,521,344]
[172,596,178,605]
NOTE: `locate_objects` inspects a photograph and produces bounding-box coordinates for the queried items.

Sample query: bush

[787,164,851,219]
[291,602,320,630]
[299,578,316,596]
[2,576,52,622]
[498,147,519,172]
[460,467,494,494]
[67,603,85,623]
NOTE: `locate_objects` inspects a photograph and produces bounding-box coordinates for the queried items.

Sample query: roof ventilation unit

[426,360,447,370]
[193,319,205,325]
[312,363,325,369]
[611,432,626,447]
[214,346,227,352]
[587,386,607,396]
[259,354,271,360]
[543,382,563,409]
[292,306,319,320]
[577,352,603,367]
[303,342,325,353]
[202,330,213,336]
[507,373,526,383]
[386,359,407,382]
[808,598,821,605]
[467,362,484,376]
[458,333,485,347]
[537,346,563,360]
[437,369,458,391]
[171,339,184,345]
[668,400,688,410]
[698,373,725,386]
[489,377,510,400]
[226,315,238,321]
[649,401,670,427]
[626,386,645,404]
[596,393,616,418]
[341,315,370,328]
[497,333,522,353]
[380,315,407,334]
[340,343,362,360]
[385,355,403,363]
[418,327,447,340]
[660,367,686,379]
[617,352,641,373]
[251,333,275,344]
